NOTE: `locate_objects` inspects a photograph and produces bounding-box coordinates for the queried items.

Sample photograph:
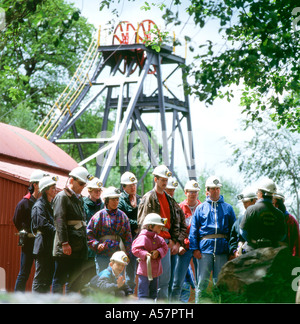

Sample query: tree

[227,116,300,221]
[0,0,95,126]
[180,0,300,133]
[98,0,300,132]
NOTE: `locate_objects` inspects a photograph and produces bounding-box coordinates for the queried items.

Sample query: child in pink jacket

[132,213,168,300]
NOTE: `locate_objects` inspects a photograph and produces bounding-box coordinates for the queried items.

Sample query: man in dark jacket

[13,169,46,292]
[240,178,287,250]
[52,166,93,294]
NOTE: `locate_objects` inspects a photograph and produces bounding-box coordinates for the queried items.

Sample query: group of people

[12,164,300,302]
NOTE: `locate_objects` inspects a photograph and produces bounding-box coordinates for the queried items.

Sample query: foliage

[180,0,300,132]
[97,0,300,132]
[7,103,38,132]
[0,0,95,125]
[181,0,300,133]
[227,115,300,221]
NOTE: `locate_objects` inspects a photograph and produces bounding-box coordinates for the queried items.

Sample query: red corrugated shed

[0,123,79,291]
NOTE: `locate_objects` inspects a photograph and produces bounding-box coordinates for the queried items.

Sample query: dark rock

[216,246,300,303]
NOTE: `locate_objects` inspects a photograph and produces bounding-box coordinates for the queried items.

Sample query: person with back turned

[13,169,47,292]
[239,178,287,252]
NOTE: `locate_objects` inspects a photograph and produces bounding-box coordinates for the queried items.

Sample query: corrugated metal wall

[0,176,34,291]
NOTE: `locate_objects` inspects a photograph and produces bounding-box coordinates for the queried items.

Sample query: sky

[65,0,255,190]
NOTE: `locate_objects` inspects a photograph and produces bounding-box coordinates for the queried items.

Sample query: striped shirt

[87,208,132,257]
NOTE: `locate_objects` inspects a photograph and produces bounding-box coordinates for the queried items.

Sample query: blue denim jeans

[14,250,34,292]
[157,245,171,300]
[195,253,228,302]
[170,249,194,301]
[137,275,158,300]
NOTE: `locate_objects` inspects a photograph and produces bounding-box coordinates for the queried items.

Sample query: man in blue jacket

[189,176,236,302]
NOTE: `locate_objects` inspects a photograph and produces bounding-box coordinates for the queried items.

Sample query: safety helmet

[257,178,277,194]
[184,180,200,192]
[237,187,257,202]
[167,177,179,189]
[30,169,48,183]
[87,177,103,189]
[120,171,137,185]
[39,175,59,192]
[143,213,167,227]
[152,165,172,179]
[205,176,222,189]
[110,251,129,265]
[273,191,285,202]
[102,186,121,199]
[69,166,94,184]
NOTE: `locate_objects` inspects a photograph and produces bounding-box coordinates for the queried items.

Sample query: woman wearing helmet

[31,175,58,293]
[86,186,132,277]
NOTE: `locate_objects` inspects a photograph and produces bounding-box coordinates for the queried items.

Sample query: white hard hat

[237,187,257,202]
[87,177,103,189]
[69,166,93,184]
[152,165,172,179]
[205,176,222,189]
[121,171,137,185]
[273,191,285,201]
[184,180,200,191]
[257,178,277,194]
[39,175,59,192]
[110,251,129,265]
[30,169,48,183]
[143,213,167,226]
[167,177,178,189]
[102,186,121,199]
